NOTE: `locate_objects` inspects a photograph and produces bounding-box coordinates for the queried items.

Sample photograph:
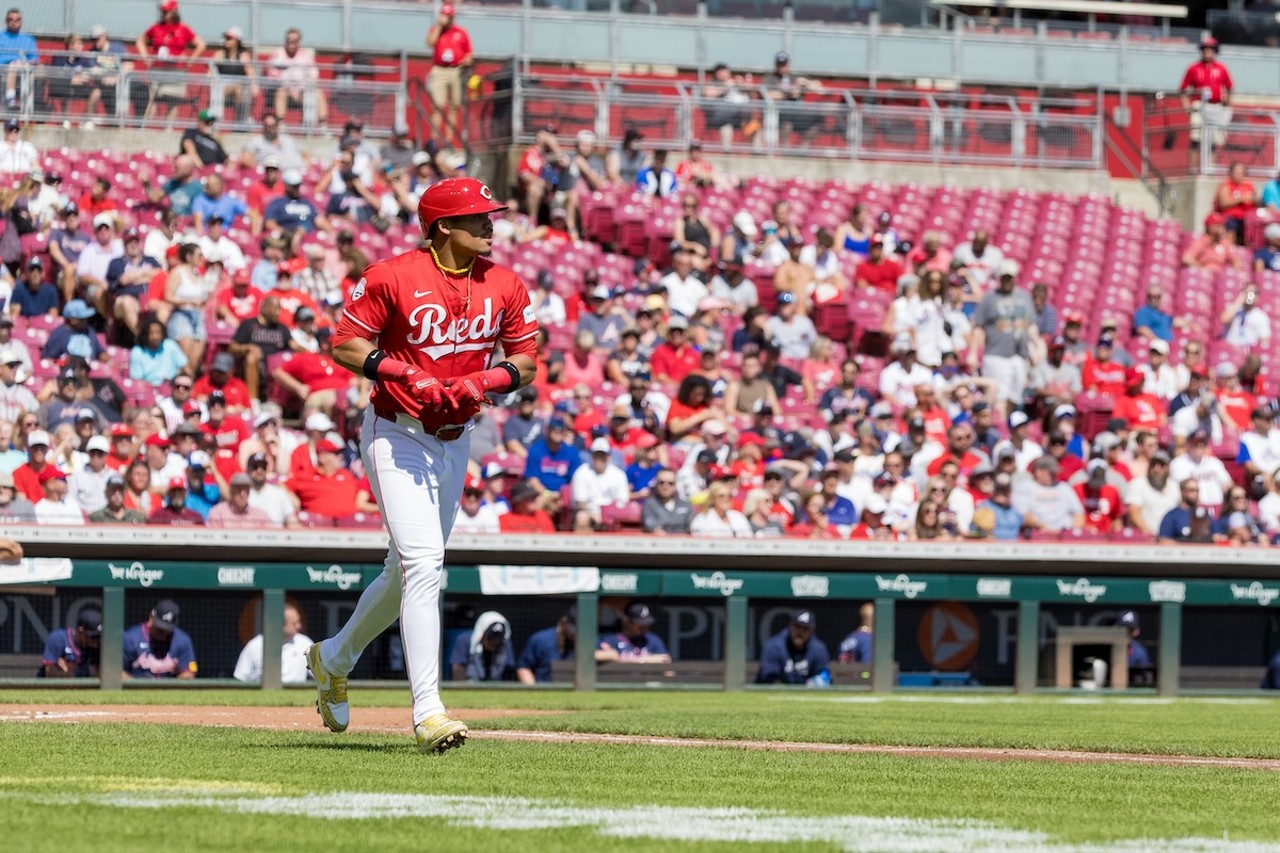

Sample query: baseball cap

[151,599,180,630]
[547,414,570,431]
[695,449,717,465]
[517,386,538,402]
[1087,458,1107,477]
[89,24,107,38]
[27,430,50,448]
[1149,339,1169,355]
[590,437,611,454]
[144,433,170,449]
[833,447,857,464]
[86,435,110,454]
[791,610,816,628]
[229,472,252,488]
[1116,610,1139,629]
[181,400,202,417]
[77,608,103,637]
[776,291,797,306]
[315,439,342,454]
[110,424,135,439]
[212,352,236,373]
[625,603,655,626]
[589,284,612,301]
[509,482,538,504]
[1216,361,1238,379]
[441,1,456,14]
[775,51,790,64]
[63,299,96,320]
[105,473,126,491]
[74,407,97,423]
[1053,404,1076,420]
[998,259,1020,278]
[1189,428,1210,444]
[863,494,888,515]
[188,449,211,469]
[732,211,758,237]
[890,332,915,354]
[1008,411,1029,429]
[667,315,689,331]
[282,169,304,186]
[38,467,66,484]
[1092,431,1121,450]
[1205,212,1225,228]
[3,118,18,133]
[247,452,269,468]
[166,476,186,491]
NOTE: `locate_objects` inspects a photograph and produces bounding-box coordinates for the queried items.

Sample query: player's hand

[401,368,450,411]
[444,370,496,408]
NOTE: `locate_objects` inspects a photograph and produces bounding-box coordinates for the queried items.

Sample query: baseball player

[307,176,538,754]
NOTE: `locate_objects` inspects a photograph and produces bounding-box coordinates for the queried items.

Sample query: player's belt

[373,407,467,442]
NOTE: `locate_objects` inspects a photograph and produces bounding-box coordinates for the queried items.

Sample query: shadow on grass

[258,740,408,754]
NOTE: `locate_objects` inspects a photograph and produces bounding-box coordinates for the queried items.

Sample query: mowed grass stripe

[2,723,1280,849]
[4,689,1280,757]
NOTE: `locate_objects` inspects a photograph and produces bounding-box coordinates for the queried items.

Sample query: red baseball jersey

[336,251,539,426]
[1180,60,1233,103]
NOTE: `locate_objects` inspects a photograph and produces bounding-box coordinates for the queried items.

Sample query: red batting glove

[402,368,452,412]
[444,367,511,410]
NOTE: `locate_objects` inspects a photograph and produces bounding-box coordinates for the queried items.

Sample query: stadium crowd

[0,12,1275,546]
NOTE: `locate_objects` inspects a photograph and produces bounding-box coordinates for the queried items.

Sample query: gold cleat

[306,644,349,733]
[414,713,469,754]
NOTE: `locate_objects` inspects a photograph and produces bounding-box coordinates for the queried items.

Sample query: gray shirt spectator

[1012,460,1085,532]
[972,282,1035,359]
[642,494,694,533]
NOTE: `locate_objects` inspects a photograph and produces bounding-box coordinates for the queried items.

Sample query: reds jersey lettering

[335,251,538,425]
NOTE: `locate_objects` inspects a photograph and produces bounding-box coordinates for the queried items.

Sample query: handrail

[1104,102,1174,216]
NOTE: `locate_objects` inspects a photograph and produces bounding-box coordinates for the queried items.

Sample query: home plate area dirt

[6,704,1280,772]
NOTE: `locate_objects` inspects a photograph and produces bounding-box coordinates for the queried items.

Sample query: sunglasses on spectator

[656,479,676,486]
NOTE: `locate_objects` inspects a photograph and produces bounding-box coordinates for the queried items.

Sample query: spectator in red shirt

[425,2,473,148]
[1081,336,1126,397]
[1044,431,1085,483]
[1075,460,1124,533]
[497,482,556,533]
[135,0,206,122]
[288,439,374,518]
[650,316,700,384]
[289,411,335,479]
[78,178,117,218]
[1180,36,1233,168]
[1214,161,1256,244]
[272,260,321,327]
[1215,362,1257,431]
[199,390,251,455]
[665,374,717,442]
[192,352,253,412]
[854,236,902,294]
[1112,368,1166,432]
[271,329,357,418]
[106,425,136,472]
[147,477,205,525]
[847,495,896,540]
[246,157,283,233]
[215,269,263,325]
[1182,212,1242,271]
[12,429,53,502]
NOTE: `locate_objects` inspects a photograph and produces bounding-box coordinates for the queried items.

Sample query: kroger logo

[217,567,256,587]
[1230,582,1280,607]
[790,575,830,598]
[1147,580,1186,603]
[306,565,363,591]
[690,572,745,596]
[1055,578,1108,603]
[875,574,928,599]
[976,578,1012,598]
[107,561,164,588]
[600,574,639,593]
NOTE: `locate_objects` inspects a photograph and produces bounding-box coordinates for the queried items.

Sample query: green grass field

[3,690,1280,851]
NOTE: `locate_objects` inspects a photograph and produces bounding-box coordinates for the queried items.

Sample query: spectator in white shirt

[1125,451,1180,535]
[76,213,123,311]
[951,228,1004,291]
[0,118,38,175]
[571,438,631,531]
[197,215,247,274]
[453,479,501,534]
[659,250,708,319]
[233,603,313,683]
[34,469,84,525]
[1221,282,1272,349]
[879,333,935,408]
[690,481,753,537]
[1258,470,1280,534]
[530,269,566,327]
[67,435,113,514]
[1141,338,1179,399]
[766,291,817,359]
[1168,429,1233,512]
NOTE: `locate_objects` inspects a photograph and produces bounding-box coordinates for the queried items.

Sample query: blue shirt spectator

[266,174,323,232]
[192,192,248,227]
[42,305,106,361]
[130,336,189,385]
[1262,180,1280,211]
[523,417,581,493]
[626,459,660,495]
[1132,303,1174,342]
[1158,503,1198,542]
[184,474,222,520]
[0,16,38,71]
[106,253,160,300]
[9,272,59,317]
[979,497,1024,541]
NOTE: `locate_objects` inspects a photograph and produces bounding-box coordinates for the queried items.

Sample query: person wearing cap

[1182,212,1242,270]
[206,472,276,528]
[228,295,297,400]
[72,209,122,307]
[854,233,904,295]
[604,327,648,387]
[0,467,35,523]
[973,471,1022,540]
[290,243,340,308]
[40,300,106,370]
[0,117,35,175]
[0,345,35,423]
[39,606,102,678]
[141,433,183,494]
[1168,426,1233,514]
[499,385,543,458]
[452,474,501,534]
[288,410,337,479]
[123,598,198,679]
[877,334,932,409]
[517,607,590,684]
[32,466,82,525]
[674,139,723,191]
[273,325,359,419]
[424,1,473,145]
[522,414,581,497]
[970,258,1038,413]
[637,465,691,533]
[635,147,678,199]
[178,108,230,167]
[599,602,671,663]
[764,51,824,145]
[88,473,146,524]
[448,611,516,683]
[766,289,817,360]
[288,439,375,518]
[651,313,702,386]
[1138,338,1178,401]
[1180,36,1233,168]
[262,27,326,126]
[758,610,830,686]
[1074,459,1124,533]
[1238,407,1280,496]
[496,480,556,533]
[44,204,90,304]
[264,169,330,236]
[180,448,225,520]
[514,124,561,218]
[206,24,257,123]
[622,430,663,496]
[1108,367,1165,434]
[569,437,629,532]
[1170,374,1227,450]
[1012,455,1084,533]
[244,452,301,527]
[66,433,114,514]
[708,258,758,320]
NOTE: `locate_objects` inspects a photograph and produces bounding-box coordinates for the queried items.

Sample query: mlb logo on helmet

[479,183,493,200]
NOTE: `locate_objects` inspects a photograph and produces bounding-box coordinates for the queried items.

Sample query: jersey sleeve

[40,630,64,666]
[334,264,396,346]
[499,273,540,360]
[1179,66,1194,92]
[174,631,197,674]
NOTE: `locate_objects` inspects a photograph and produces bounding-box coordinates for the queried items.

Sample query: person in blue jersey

[39,607,101,677]
[757,610,830,686]
[122,599,197,679]
[599,603,669,663]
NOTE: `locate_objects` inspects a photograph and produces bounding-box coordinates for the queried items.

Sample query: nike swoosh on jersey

[414,290,433,297]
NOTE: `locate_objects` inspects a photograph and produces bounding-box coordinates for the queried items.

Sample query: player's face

[442,213,496,256]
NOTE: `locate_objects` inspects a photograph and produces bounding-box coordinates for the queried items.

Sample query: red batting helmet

[417,177,505,231]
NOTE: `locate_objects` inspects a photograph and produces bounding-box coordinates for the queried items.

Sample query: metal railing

[507,72,1106,168]
[15,50,409,136]
[1142,101,1280,179]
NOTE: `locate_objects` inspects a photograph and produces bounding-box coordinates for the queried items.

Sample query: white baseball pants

[320,408,468,726]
